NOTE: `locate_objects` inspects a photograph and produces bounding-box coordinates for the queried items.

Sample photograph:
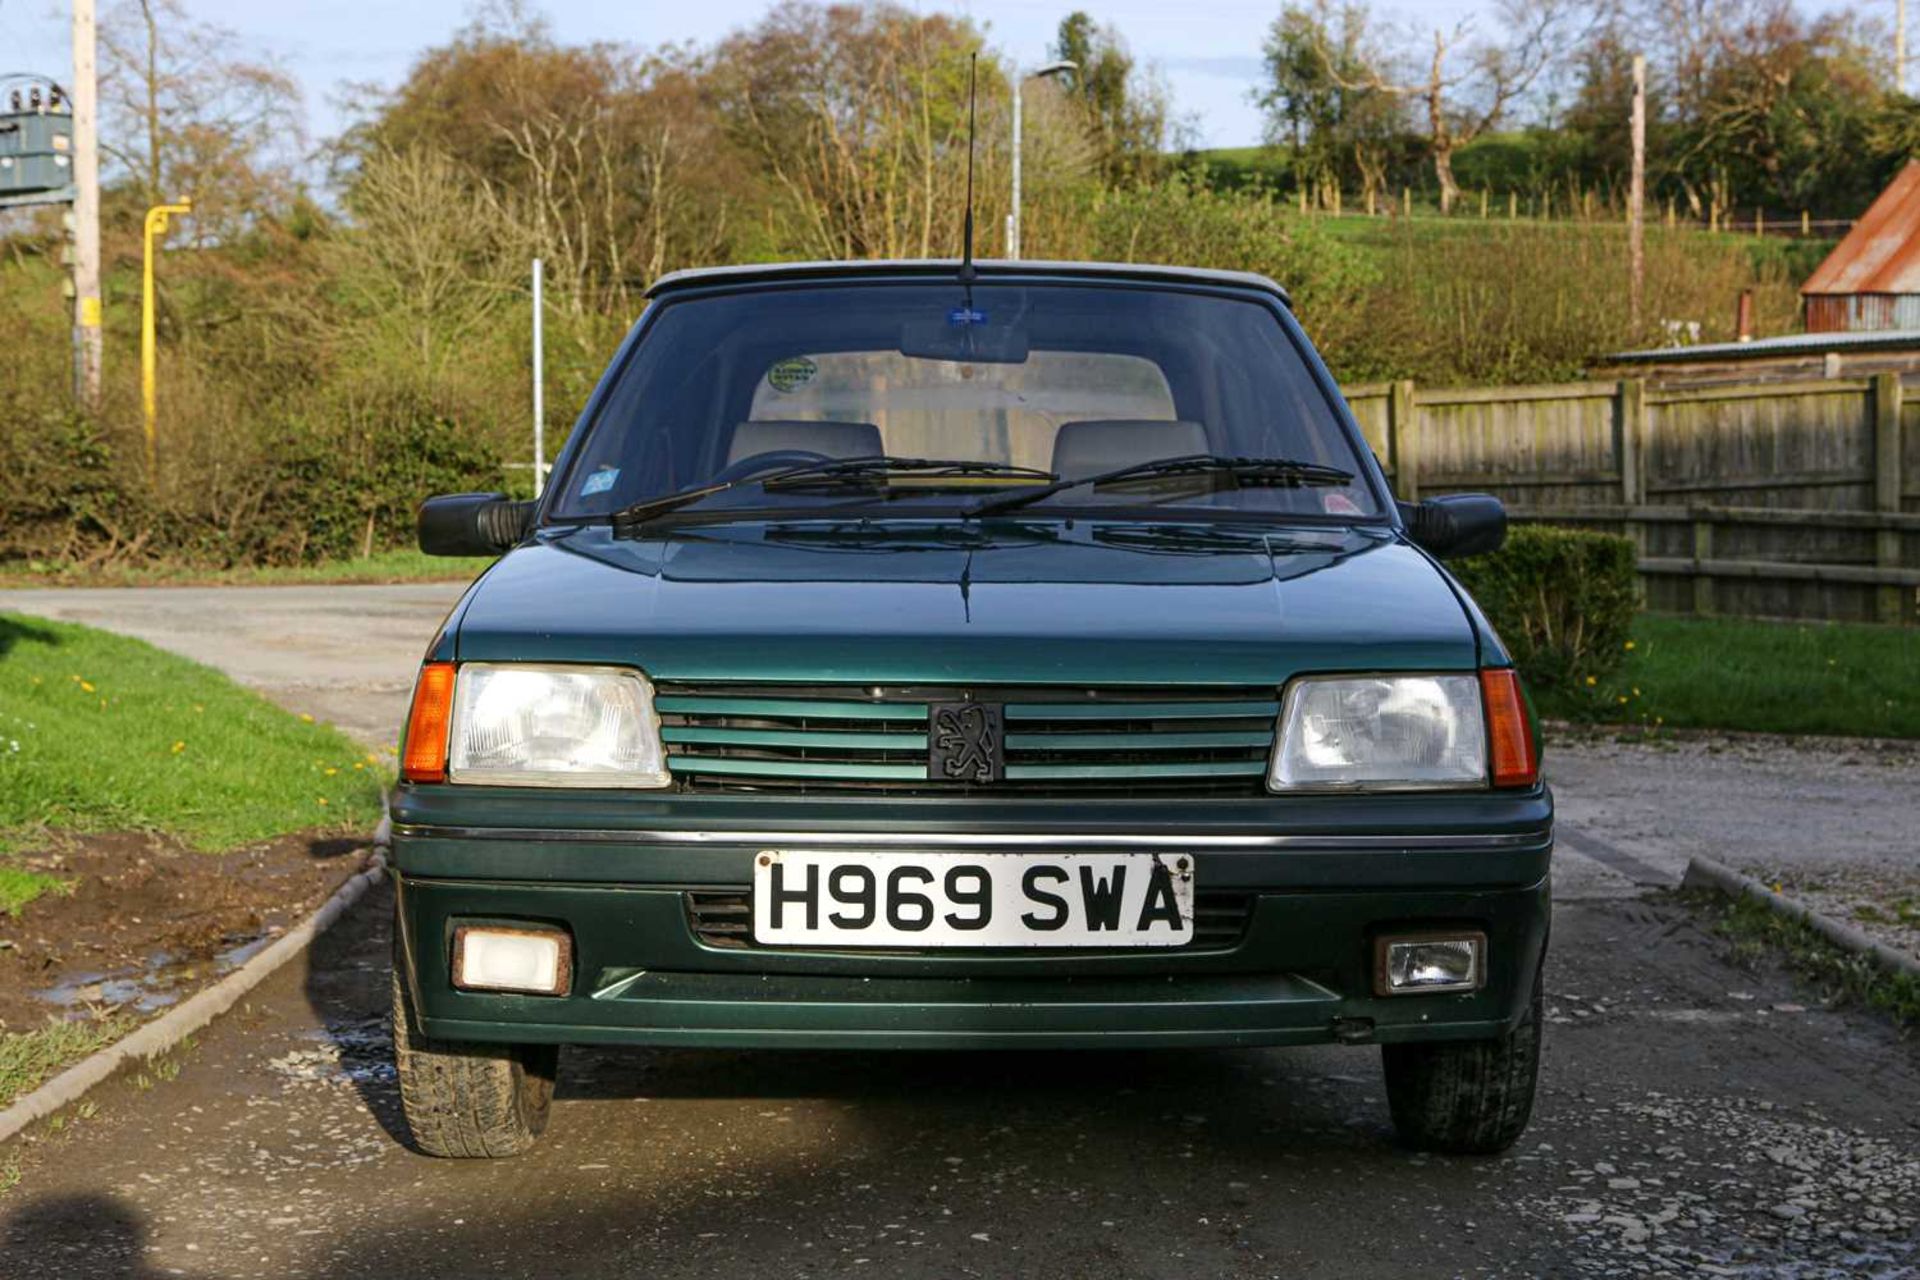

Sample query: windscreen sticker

[579,467,620,497]
[766,356,818,393]
[948,306,987,326]
[1322,492,1362,516]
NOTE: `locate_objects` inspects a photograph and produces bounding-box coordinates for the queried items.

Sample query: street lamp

[142,196,191,480]
[1007,60,1075,261]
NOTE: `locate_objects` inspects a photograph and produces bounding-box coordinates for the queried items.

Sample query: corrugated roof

[1606,327,1920,363]
[1802,161,1920,296]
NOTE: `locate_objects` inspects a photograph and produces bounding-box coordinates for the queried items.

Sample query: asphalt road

[0,584,1916,1278]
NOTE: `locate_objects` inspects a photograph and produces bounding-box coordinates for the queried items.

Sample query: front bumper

[391,786,1553,1051]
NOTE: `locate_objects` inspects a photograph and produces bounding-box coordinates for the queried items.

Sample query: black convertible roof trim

[644,259,1292,306]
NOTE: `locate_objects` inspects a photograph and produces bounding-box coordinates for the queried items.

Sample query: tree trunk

[1434,145,1460,215]
[140,0,161,202]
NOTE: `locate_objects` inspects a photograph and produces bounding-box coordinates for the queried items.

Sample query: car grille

[685,889,1255,952]
[654,682,1277,794]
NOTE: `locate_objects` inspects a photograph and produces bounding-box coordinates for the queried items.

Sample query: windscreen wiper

[964,453,1356,518]
[608,456,1058,532]
[760,456,1056,491]
[609,478,756,532]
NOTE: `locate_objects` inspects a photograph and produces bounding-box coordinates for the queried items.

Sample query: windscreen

[551,282,1381,520]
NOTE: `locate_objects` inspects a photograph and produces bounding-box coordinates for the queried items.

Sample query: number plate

[751,851,1195,948]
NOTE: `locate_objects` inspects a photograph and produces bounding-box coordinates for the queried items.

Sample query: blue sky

[1,0,1881,159]
[2,0,1500,153]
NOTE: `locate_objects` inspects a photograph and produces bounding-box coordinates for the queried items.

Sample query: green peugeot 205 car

[391,258,1549,1160]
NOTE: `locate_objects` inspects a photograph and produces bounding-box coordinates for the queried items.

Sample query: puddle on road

[34,931,283,1016]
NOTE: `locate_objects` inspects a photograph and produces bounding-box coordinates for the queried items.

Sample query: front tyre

[1380,972,1542,1155]
[390,931,558,1158]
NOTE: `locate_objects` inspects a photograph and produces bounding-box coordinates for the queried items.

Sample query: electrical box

[0,110,76,208]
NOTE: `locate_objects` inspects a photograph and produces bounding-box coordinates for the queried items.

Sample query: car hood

[451,520,1479,685]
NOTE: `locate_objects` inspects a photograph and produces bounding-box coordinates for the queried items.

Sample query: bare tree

[98,0,303,232]
[709,3,994,261]
[1316,0,1584,212]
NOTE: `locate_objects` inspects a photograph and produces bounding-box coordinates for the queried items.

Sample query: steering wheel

[706,449,834,486]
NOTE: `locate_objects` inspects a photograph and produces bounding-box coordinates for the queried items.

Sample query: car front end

[387,261,1551,1159]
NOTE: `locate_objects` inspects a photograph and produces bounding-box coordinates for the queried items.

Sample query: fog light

[451,924,571,996]
[1375,932,1485,996]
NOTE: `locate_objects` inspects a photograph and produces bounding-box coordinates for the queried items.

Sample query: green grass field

[0,612,389,859]
[1542,614,1920,739]
[0,547,493,590]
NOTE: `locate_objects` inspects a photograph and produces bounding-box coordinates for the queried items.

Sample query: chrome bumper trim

[391,824,1551,852]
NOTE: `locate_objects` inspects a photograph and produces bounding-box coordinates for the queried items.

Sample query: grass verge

[0,610,388,861]
[0,869,68,917]
[1696,890,1920,1030]
[0,614,386,1112]
[0,547,492,590]
[1538,614,1920,739]
[0,1016,131,1111]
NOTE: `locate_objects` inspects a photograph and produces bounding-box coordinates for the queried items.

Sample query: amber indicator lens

[401,662,457,783]
[1479,668,1539,788]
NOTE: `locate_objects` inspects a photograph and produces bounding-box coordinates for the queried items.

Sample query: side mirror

[417,493,537,557]
[1398,494,1506,559]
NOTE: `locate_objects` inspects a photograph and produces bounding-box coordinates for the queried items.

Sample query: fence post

[1617,378,1648,572]
[1874,371,1905,623]
[1692,516,1715,616]
[1389,379,1418,502]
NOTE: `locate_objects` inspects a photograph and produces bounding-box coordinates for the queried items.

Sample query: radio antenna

[959,52,978,284]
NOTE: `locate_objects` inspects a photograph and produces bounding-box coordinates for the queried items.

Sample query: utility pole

[1899,0,1908,95]
[1629,54,1646,332]
[1007,60,1075,261]
[72,0,102,407]
[1006,84,1020,259]
[531,258,545,499]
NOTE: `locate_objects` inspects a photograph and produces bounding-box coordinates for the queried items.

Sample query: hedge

[1450,525,1639,693]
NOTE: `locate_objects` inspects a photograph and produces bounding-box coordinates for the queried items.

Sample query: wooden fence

[1342,374,1920,625]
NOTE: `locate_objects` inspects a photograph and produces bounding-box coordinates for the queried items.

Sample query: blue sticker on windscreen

[948,306,987,326]
[580,467,619,497]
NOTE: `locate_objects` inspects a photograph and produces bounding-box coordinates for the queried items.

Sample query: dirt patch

[0,830,374,1033]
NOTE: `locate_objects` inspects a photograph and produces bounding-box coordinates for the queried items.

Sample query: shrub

[1087,176,1378,362]
[1450,525,1639,694]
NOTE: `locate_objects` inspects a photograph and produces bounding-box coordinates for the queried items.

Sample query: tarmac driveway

[0,584,1916,1277]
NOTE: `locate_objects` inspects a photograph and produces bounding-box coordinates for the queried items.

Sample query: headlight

[1269,675,1486,791]
[446,663,670,787]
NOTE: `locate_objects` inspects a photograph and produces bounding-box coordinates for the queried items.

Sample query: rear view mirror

[1399,494,1506,559]
[418,493,537,557]
[899,316,1030,364]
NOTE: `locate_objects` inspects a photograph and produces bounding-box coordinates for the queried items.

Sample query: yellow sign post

[142,197,192,479]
